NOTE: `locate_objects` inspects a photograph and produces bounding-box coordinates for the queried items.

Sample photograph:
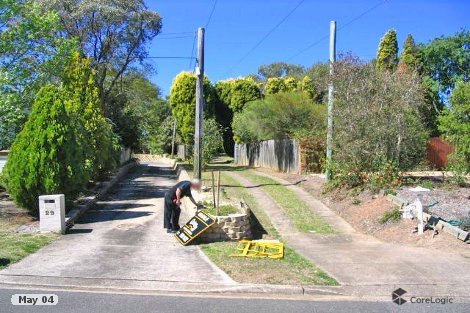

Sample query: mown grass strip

[200,241,338,286]
[0,232,58,270]
[240,170,335,234]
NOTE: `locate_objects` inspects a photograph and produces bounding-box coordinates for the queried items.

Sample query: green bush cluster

[3,54,119,214]
[232,92,326,144]
[169,72,216,144]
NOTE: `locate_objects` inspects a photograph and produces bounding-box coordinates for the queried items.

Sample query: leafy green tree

[45,0,162,104]
[169,72,215,144]
[214,80,235,155]
[419,30,470,98]
[438,81,470,173]
[399,34,420,71]
[3,85,89,214]
[258,62,305,80]
[284,77,298,92]
[144,99,174,154]
[300,76,316,100]
[201,118,224,167]
[0,0,76,149]
[229,77,261,112]
[304,62,329,102]
[62,53,120,178]
[376,29,399,71]
[265,77,287,95]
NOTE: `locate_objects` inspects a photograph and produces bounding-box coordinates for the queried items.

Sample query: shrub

[3,85,90,214]
[232,92,326,143]
[379,208,401,224]
[202,119,224,166]
[329,56,429,189]
[265,77,287,95]
[147,115,174,155]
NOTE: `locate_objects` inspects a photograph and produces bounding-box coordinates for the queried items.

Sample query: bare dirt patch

[255,168,470,254]
[0,190,36,232]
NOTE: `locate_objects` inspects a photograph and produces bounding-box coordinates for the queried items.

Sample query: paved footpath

[228,170,470,299]
[0,162,233,291]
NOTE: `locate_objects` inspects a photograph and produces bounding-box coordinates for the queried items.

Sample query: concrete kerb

[0,274,343,297]
[65,161,138,228]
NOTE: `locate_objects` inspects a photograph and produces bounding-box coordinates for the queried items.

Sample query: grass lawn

[200,241,337,286]
[190,164,337,286]
[0,232,58,270]
[239,170,335,234]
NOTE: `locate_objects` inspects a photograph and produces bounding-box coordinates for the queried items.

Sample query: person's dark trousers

[164,193,181,230]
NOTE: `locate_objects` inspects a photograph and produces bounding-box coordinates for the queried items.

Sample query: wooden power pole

[326,21,336,181]
[194,27,205,179]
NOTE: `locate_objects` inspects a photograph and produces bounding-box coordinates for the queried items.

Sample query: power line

[188,31,197,70]
[155,35,194,40]
[144,56,196,60]
[205,0,218,29]
[159,31,194,36]
[223,0,306,76]
[287,0,389,61]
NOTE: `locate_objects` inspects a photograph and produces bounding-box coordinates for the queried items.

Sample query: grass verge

[200,241,337,286]
[0,232,58,270]
[240,170,335,234]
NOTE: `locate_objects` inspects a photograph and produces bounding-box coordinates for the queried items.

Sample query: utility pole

[325,20,336,181]
[194,27,205,179]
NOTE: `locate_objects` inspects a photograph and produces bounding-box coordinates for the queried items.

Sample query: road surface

[1,288,469,313]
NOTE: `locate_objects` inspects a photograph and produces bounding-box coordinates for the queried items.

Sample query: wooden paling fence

[234,139,301,173]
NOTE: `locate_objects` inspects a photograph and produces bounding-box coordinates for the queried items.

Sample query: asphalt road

[0,288,469,313]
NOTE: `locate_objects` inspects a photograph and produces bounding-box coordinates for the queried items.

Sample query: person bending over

[164,179,202,233]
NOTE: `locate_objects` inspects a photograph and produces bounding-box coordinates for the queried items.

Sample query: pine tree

[4,85,90,214]
[399,34,420,71]
[376,29,399,71]
[62,52,119,178]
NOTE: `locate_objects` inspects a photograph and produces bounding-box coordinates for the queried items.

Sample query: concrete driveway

[0,162,233,289]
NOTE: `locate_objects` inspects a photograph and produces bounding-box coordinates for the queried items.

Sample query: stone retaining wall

[199,212,252,242]
[175,163,252,242]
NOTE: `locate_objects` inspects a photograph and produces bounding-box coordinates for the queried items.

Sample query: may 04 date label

[11,294,58,306]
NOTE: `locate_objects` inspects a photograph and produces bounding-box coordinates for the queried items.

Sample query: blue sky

[145,0,469,96]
